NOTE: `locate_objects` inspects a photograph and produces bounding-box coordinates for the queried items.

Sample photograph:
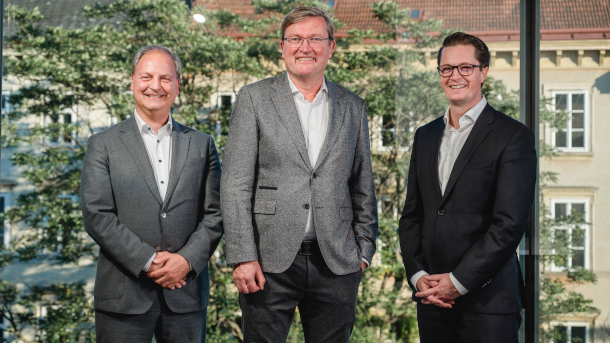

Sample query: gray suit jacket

[81,115,223,314]
[221,73,377,275]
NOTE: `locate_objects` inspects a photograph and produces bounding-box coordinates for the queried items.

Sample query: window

[378,114,411,151]
[551,322,589,343]
[552,91,587,151]
[550,199,589,270]
[321,0,336,8]
[411,9,421,19]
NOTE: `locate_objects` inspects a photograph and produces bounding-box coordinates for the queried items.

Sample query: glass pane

[556,94,568,111]
[554,325,568,343]
[572,228,585,247]
[556,130,567,147]
[555,203,568,218]
[571,326,586,343]
[572,131,584,148]
[571,203,585,214]
[572,112,584,129]
[572,249,585,268]
[572,93,584,111]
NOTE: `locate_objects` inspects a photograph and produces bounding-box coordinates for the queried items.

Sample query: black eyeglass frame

[437,64,484,77]
[282,37,332,47]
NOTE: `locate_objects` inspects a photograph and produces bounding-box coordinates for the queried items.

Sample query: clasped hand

[415,273,461,308]
[146,251,189,290]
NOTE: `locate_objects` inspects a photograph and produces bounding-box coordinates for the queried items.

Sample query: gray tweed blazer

[81,115,223,314]
[221,73,378,275]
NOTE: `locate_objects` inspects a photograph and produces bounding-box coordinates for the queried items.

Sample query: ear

[328,40,336,59]
[176,77,180,95]
[280,40,285,60]
[130,74,134,92]
[480,66,489,85]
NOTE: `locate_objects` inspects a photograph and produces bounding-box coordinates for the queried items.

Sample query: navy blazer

[398,104,536,314]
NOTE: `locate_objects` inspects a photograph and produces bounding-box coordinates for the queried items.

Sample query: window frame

[549,321,590,343]
[550,90,589,152]
[549,198,590,271]
[0,193,10,248]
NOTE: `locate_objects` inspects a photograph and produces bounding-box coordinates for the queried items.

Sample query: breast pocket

[464,158,494,170]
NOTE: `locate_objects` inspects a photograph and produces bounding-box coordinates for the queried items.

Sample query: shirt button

[148,127,151,131]
[159,160,162,163]
[304,204,310,210]
[161,213,167,219]
[157,140,159,143]
[161,181,164,184]
[438,210,445,216]
[313,173,317,179]
[155,245,161,252]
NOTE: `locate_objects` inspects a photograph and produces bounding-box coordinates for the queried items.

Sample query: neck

[136,107,170,134]
[448,95,483,129]
[288,72,324,102]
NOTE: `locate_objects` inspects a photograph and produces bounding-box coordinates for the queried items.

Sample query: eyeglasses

[283,37,331,47]
[437,64,483,77]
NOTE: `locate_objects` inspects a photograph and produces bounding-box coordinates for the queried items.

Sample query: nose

[299,39,313,53]
[149,76,161,91]
[450,68,464,81]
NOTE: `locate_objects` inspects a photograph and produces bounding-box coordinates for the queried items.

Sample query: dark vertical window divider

[520,0,540,342]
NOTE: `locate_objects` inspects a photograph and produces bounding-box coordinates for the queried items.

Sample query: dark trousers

[417,303,521,343]
[95,287,207,343]
[240,245,363,343]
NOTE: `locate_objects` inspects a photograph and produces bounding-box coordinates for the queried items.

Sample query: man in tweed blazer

[221,7,377,342]
[81,45,223,342]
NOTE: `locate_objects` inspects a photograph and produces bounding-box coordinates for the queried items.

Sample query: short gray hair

[132,44,182,78]
[281,6,334,42]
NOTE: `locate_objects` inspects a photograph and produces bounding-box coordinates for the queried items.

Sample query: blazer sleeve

[220,86,260,265]
[80,133,156,278]
[177,137,224,277]
[349,99,378,263]
[451,125,537,291]
[398,128,428,283]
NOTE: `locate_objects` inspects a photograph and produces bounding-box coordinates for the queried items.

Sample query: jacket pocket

[253,200,276,215]
[340,207,353,221]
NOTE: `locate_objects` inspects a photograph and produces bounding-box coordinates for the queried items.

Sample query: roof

[198,0,610,41]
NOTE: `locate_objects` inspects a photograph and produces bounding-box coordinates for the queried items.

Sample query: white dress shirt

[288,75,330,241]
[287,76,369,267]
[411,97,488,295]
[133,110,174,272]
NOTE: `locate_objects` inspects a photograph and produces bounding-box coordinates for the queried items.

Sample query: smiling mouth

[297,57,314,61]
[449,85,467,89]
[145,94,166,98]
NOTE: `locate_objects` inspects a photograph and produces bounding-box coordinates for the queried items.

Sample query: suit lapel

[163,119,191,207]
[314,79,346,170]
[439,105,495,206]
[270,73,313,171]
[120,116,163,205]
[429,117,445,200]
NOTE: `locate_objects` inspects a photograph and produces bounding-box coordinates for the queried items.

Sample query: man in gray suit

[221,7,378,342]
[81,45,223,342]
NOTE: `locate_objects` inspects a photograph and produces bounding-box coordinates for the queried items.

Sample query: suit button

[437,210,444,216]
[155,245,161,252]
[304,204,310,210]
[312,173,317,178]
[161,213,167,219]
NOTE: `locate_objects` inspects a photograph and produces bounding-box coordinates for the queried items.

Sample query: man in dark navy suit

[398,32,536,343]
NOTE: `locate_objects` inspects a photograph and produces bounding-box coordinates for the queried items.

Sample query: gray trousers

[95,287,207,343]
[239,247,363,343]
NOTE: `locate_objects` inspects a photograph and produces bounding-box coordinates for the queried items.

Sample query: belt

[298,240,320,256]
